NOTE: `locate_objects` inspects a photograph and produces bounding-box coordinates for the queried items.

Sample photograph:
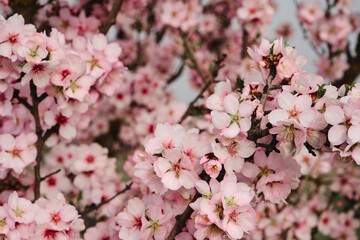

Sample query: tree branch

[179,30,209,84]
[81,182,133,216]
[12,89,33,113]
[38,92,48,102]
[40,169,61,182]
[29,81,46,201]
[43,124,60,142]
[292,0,322,57]
[178,79,213,124]
[99,0,124,34]
[167,63,184,84]
[334,32,360,87]
[166,170,225,239]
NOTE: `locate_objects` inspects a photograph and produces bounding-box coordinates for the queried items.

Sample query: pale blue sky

[168,0,360,103]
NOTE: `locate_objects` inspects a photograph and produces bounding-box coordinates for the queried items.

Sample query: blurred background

[167,0,360,103]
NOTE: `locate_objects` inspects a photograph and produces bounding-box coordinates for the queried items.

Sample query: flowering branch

[40,169,61,182]
[167,63,184,84]
[30,81,45,201]
[292,0,322,57]
[179,30,208,84]
[12,89,33,113]
[81,182,133,216]
[99,0,124,34]
[179,79,213,124]
[178,55,226,123]
[335,33,360,87]
[166,170,225,240]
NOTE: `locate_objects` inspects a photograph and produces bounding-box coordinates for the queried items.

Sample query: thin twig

[260,73,275,110]
[12,89,33,113]
[43,124,60,142]
[40,169,61,182]
[167,63,184,84]
[38,92,48,102]
[167,191,201,240]
[292,0,322,57]
[179,30,208,84]
[178,80,213,124]
[30,81,45,201]
[99,0,124,34]
[178,54,226,123]
[81,182,133,216]
[166,170,225,240]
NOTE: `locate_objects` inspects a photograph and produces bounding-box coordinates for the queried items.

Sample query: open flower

[211,94,253,138]
[154,149,197,191]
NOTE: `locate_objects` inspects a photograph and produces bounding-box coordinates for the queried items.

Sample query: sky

[167,0,360,103]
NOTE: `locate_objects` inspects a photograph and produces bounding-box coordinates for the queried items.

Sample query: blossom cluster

[297,0,360,83]
[0,192,84,240]
[0,0,360,239]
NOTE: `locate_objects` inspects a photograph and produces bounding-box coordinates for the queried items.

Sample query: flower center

[0,218,6,228]
[47,177,57,187]
[50,212,61,224]
[56,113,68,125]
[43,229,57,240]
[133,216,142,230]
[12,207,25,218]
[31,64,44,74]
[8,34,19,44]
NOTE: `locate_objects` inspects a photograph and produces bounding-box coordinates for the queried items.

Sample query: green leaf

[316,84,326,100]
[344,83,355,96]
[236,77,245,93]
[153,153,162,157]
[269,43,275,57]
[18,61,26,67]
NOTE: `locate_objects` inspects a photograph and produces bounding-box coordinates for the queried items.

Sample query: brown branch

[40,169,61,182]
[167,191,201,240]
[43,124,60,142]
[99,0,124,34]
[9,0,39,24]
[167,170,225,240]
[81,182,133,216]
[260,72,275,110]
[292,0,322,57]
[29,81,45,201]
[179,30,209,84]
[38,92,48,102]
[12,89,33,113]
[167,63,184,84]
[334,33,360,88]
[178,54,226,124]
[178,80,213,124]
[241,29,249,59]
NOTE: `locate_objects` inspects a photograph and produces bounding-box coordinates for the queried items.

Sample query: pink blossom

[21,61,56,88]
[268,91,315,128]
[211,95,253,138]
[154,149,197,191]
[324,105,360,145]
[117,198,145,240]
[5,192,35,224]
[145,122,185,154]
[35,193,79,231]
[0,14,36,61]
[0,133,37,174]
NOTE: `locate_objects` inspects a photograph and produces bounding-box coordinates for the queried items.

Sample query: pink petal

[211,111,231,129]
[268,109,288,126]
[328,125,347,145]
[222,123,240,139]
[278,91,296,110]
[348,125,360,143]
[223,94,239,115]
[324,105,345,125]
